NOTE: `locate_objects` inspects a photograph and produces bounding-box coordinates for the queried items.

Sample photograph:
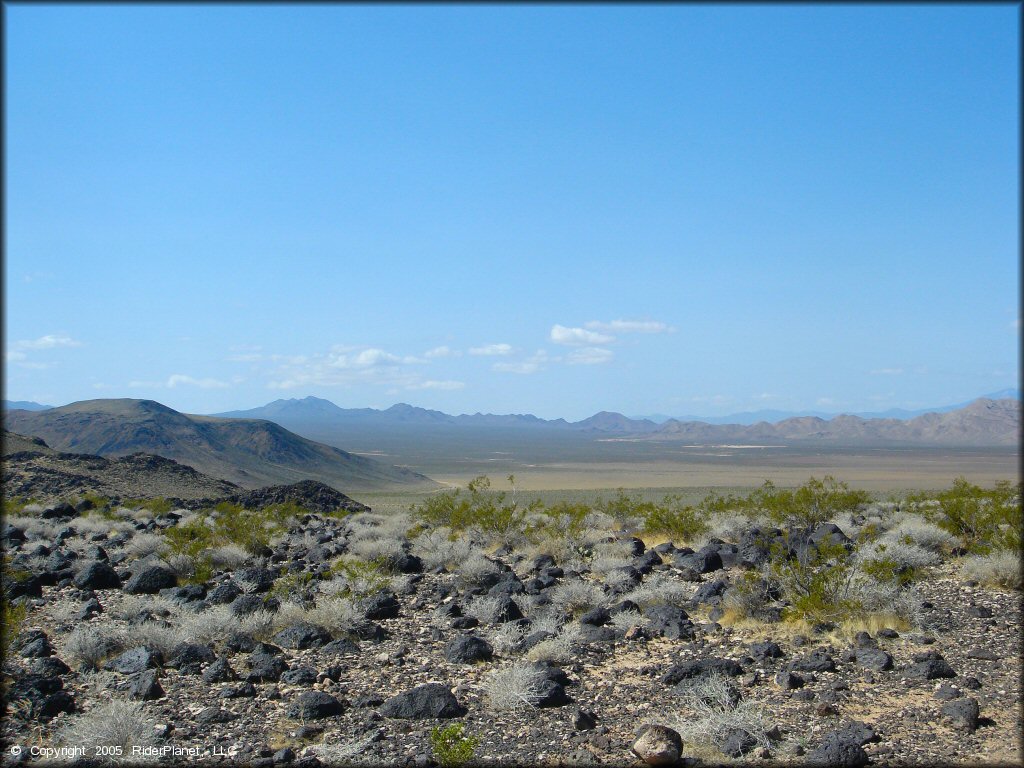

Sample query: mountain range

[2,399,436,491]
[212,394,1020,446]
[7,388,1018,427]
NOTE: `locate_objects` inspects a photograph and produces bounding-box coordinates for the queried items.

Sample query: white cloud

[406,379,465,391]
[550,324,615,346]
[6,350,27,362]
[263,345,436,390]
[17,334,82,350]
[468,343,513,356]
[424,346,459,359]
[493,350,553,375]
[584,319,673,334]
[816,397,836,407]
[227,353,264,362]
[166,374,230,389]
[869,368,904,376]
[567,347,613,365]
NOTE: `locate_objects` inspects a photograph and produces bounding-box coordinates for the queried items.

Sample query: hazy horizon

[5,5,1019,421]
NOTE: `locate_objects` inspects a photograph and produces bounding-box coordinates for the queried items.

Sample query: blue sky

[5,4,1019,420]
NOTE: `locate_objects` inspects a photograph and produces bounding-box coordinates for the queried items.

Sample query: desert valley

[2,394,1021,766]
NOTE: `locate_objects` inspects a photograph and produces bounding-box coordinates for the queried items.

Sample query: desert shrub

[607,608,650,632]
[108,594,177,622]
[413,475,537,544]
[770,535,924,625]
[429,722,479,768]
[597,488,657,530]
[410,528,477,570]
[524,622,583,664]
[58,699,156,763]
[484,662,549,710]
[769,539,867,623]
[602,565,643,592]
[209,502,278,554]
[457,552,503,587]
[751,477,871,529]
[527,610,565,636]
[207,543,252,570]
[307,597,365,635]
[174,605,252,646]
[326,557,390,599]
[131,622,186,658]
[908,478,1022,554]
[721,571,781,622]
[1,599,28,663]
[348,536,405,564]
[883,516,959,553]
[4,514,60,539]
[857,540,938,584]
[526,501,592,549]
[123,533,167,560]
[487,621,528,655]
[270,569,318,603]
[464,596,506,625]
[124,497,174,515]
[548,580,605,615]
[671,671,770,756]
[1,496,34,517]
[307,732,384,763]
[622,574,692,609]
[961,549,1022,590]
[64,625,126,672]
[643,495,711,544]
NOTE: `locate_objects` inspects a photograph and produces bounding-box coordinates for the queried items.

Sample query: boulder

[379,683,466,719]
[123,566,177,594]
[661,657,742,686]
[631,724,683,766]
[286,691,345,720]
[128,670,164,701]
[444,635,493,664]
[272,623,333,650]
[806,733,869,767]
[942,698,980,732]
[73,561,121,590]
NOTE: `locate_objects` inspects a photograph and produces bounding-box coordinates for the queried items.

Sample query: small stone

[572,708,598,730]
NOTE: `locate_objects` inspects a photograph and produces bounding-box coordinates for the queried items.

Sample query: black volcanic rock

[380,683,466,719]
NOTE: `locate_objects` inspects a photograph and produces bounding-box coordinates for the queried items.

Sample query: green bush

[909,477,1022,554]
[769,538,861,622]
[748,476,870,529]
[526,501,591,546]
[1,496,33,516]
[429,722,479,768]
[642,495,710,543]
[598,488,659,528]
[125,497,174,515]
[328,557,391,599]
[413,475,537,542]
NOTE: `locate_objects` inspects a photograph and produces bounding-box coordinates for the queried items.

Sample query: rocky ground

[1,492,1021,768]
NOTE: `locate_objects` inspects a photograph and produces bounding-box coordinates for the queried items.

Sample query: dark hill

[3,399,437,491]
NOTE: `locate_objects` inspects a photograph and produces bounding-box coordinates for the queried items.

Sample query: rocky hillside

[3,399,437,492]
[1,487,1019,766]
[2,430,241,502]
